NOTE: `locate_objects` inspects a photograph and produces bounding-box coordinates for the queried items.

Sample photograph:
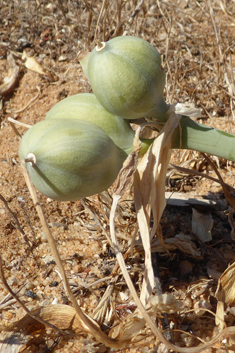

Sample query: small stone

[8,277,17,286]
[47,339,55,347]
[40,299,50,306]
[25,290,37,299]
[40,232,47,243]
[42,255,55,264]
[50,281,59,287]
[36,290,43,299]
[72,264,83,273]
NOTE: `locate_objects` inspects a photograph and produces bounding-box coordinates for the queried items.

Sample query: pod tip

[96,40,106,52]
[25,152,36,166]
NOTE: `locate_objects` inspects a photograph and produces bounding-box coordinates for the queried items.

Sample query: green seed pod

[19,119,125,201]
[80,36,168,121]
[45,93,135,154]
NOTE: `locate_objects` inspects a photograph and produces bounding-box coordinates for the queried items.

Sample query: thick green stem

[172,115,235,162]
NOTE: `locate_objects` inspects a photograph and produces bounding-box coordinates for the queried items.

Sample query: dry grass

[0,0,235,352]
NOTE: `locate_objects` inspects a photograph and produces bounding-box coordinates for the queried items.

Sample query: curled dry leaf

[175,102,202,119]
[215,262,235,305]
[24,57,45,75]
[0,53,20,96]
[0,304,75,353]
[0,304,131,352]
[215,262,235,329]
[135,233,201,258]
[134,107,180,305]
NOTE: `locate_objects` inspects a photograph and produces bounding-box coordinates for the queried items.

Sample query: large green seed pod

[45,93,135,154]
[80,36,169,121]
[19,119,126,201]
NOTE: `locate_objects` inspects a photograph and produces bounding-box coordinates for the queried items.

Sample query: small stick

[8,117,32,129]
[13,86,41,114]
[8,117,32,139]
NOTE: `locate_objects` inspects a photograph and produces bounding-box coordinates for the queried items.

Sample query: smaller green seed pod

[19,119,126,201]
[45,93,135,154]
[80,36,169,121]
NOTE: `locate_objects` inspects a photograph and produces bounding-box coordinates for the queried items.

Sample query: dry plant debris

[0,0,235,352]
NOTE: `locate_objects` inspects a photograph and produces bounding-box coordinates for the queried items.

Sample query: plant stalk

[138,114,235,162]
[172,115,235,162]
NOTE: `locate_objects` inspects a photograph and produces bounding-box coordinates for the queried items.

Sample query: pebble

[72,264,83,273]
[40,232,47,243]
[36,290,43,299]
[25,290,37,299]
[8,277,17,286]
[47,339,55,348]
[50,281,59,287]
[40,299,50,306]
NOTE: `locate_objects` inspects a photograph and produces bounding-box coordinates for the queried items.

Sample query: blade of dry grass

[134,107,178,305]
[19,159,127,349]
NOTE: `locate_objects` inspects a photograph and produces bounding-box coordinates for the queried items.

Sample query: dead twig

[13,86,41,114]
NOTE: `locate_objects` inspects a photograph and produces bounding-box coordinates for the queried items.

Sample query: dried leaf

[136,233,201,258]
[215,301,225,329]
[202,154,235,209]
[0,304,75,353]
[134,107,179,304]
[215,262,235,305]
[0,304,131,352]
[228,208,235,241]
[192,208,213,242]
[215,263,235,329]
[0,53,20,96]
[24,57,45,75]
[175,102,202,119]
